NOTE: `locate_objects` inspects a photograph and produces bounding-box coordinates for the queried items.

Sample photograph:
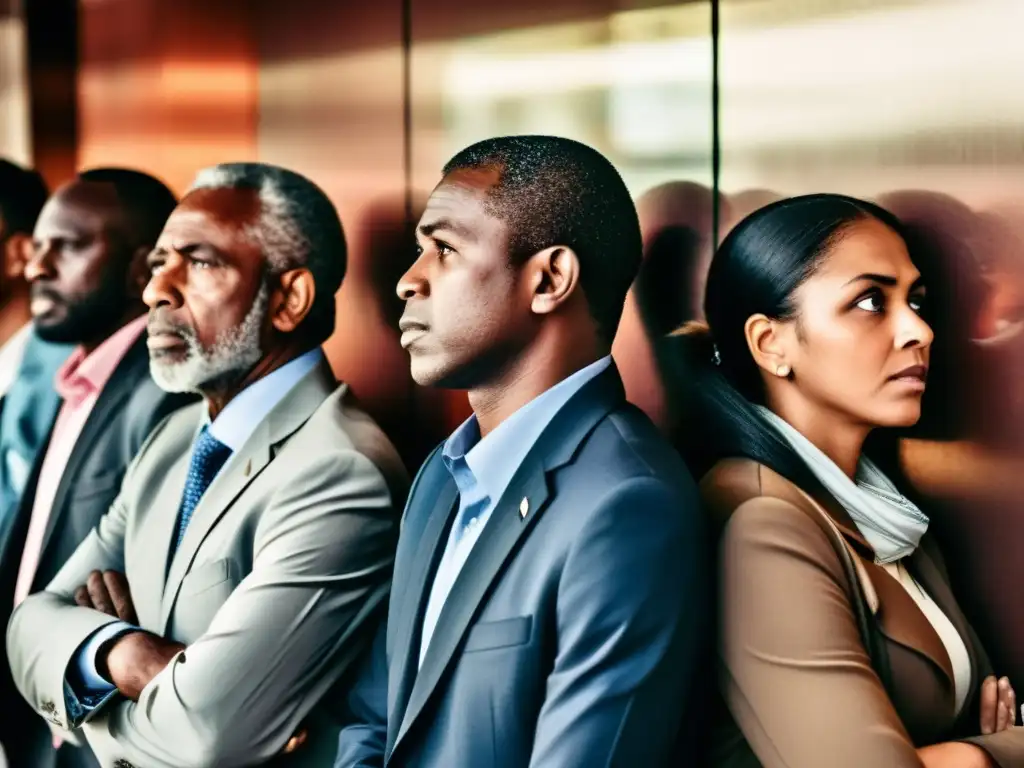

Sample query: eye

[854,289,885,313]
[909,293,926,315]
[435,240,454,259]
[59,238,88,253]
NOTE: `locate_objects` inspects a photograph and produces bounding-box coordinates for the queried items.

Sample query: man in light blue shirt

[67,347,323,700]
[7,164,406,768]
[337,136,708,767]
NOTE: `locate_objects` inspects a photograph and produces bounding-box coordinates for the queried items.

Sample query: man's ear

[270,268,316,333]
[527,245,581,317]
[3,233,32,281]
[127,245,153,297]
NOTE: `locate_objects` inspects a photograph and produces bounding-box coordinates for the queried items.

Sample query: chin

[408,355,449,388]
[33,318,78,345]
[875,402,924,429]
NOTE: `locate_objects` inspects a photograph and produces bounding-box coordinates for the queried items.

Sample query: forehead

[35,180,121,234]
[814,218,918,282]
[159,186,261,246]
[418,167,505,234]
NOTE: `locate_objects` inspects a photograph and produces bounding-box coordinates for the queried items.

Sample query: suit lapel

[907,542,975,700]
[386,464,459,753]
[392,462,551,752]
[388,365,625,759]
[38,338,147,561]
[796,484,957,690]
[158,360,337,632]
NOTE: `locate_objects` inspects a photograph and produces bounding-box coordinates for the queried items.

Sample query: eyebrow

[147,242,210,261]
[843,272,925,290]
[417,218,474,241]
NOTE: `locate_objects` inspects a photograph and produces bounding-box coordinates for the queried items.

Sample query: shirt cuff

[64,621,136,720]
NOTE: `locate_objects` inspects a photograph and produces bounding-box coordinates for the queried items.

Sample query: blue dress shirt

[66,348,326,712]
[418,356,612,666]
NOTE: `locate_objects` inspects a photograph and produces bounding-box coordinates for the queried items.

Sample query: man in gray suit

[336,136,708,767]
[7,163,407,767]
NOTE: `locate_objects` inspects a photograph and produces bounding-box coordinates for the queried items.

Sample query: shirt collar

[205,347,324,452]
[54,314,148,407]
[442,356,612,503]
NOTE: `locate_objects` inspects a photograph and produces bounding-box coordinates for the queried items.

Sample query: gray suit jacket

[7,360,407,768]
[336,366,710,767]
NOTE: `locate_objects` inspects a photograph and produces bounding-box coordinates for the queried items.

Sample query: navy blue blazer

[336,365,709,767]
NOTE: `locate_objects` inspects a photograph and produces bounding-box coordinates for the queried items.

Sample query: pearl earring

[776,364,791,378]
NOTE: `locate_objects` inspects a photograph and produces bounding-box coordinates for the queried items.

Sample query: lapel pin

[519,497,529,519]
[243,459,252,477]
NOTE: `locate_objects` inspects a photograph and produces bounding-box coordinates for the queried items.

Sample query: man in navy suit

[336,135,708,767]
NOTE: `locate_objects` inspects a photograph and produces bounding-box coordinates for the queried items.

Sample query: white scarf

[756,406,929,564]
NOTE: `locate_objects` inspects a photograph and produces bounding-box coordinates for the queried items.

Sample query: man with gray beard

[6,163,408,768]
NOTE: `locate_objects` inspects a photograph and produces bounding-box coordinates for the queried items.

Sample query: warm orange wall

[77,0,258,194]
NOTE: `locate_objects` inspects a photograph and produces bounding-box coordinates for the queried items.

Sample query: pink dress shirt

[13,314,149,607]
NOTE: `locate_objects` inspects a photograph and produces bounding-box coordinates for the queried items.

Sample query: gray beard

[149,283,269,394]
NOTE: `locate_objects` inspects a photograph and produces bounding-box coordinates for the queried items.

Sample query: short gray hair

[188,162,346,341]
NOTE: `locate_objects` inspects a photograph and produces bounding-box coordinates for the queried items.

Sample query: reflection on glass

[410,3,714,197]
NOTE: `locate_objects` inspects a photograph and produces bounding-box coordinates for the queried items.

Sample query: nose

[23,242,54,282]
[894,302,934,350]
[396,257,429,301]
[142,254,184,310]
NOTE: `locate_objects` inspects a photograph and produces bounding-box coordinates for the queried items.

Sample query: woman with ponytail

[661,194,1024,767]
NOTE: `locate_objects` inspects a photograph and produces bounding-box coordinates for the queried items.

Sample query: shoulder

[700,457,821,527]
[580,403,694,489]
[561,404,701,533]
[283,383,409,498]
[703,459,847,579]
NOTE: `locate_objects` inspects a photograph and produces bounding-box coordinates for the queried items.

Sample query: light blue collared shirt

[418,356,611,666]
[66,348,325,712]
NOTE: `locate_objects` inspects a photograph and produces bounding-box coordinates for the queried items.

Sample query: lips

[398,318,428,334]
[146,333,187,351]
[29,286,62,317]
[398,318,429,349]
[889,364,928,383]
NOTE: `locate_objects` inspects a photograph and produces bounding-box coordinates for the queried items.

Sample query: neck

[469,330,606,437]
[80,304,146,356]
[0,287,30,347]
[202,339,316,421]
[767,391,869,479]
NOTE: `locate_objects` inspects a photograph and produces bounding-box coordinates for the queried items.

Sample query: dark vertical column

[24,0,78,187]
[710,0,721,245]
[401,0,413,229]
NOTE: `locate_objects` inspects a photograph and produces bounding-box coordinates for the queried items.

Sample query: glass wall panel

[719,0,1024,692]
[409,0,715,429]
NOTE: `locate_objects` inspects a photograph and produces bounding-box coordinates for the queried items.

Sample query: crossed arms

[6,448,398,768]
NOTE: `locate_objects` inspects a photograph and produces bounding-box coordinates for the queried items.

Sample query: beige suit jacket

[702,458,1024,768]
[6,360,407,767]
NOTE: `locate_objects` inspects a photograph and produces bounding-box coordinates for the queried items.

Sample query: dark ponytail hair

[659,193,908,485]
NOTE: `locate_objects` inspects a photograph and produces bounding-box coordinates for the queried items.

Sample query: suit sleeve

[4,392,188,732]
[332,450,442,768]
[717,497,924,767]
[333,617,388,768]
[79,448,398,768]
[528,476,710,768]
[5,490,131,730]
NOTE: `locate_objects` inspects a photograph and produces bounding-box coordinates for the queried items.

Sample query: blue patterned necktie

[173,426,232,553]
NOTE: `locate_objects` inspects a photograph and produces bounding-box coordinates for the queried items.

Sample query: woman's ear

[745,313,794,379]
[527,245,581,317]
